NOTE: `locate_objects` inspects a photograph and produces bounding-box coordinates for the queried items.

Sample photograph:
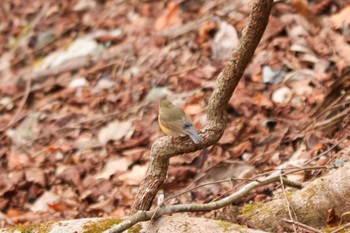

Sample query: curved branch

[131,0,274,212]
[105,172,297,233]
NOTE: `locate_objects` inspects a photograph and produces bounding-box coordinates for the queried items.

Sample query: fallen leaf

[6,209,26,219]
[94,157,132,179]
[0,97,14,111]
[25,168,46,187]
[87,198,115,213]
[146,87,173,102]
[261,16,285,42]
[183,104,202,115]
[197,160,256,185]
[211,20,239,60]
[155,2,182,31]
[8,112,40,147]
[271,86,292,104]
[58,166,81,186]
[81,178,112,201]
[118,165,147,185]
[73,0,96,11]
[167,166,197,183]
[98,120,134,145]
[36,38,104,70]
[262,65,285,84]
[68,76,88,89]
[47,202,70,212]
[6,152,30,170]
[0,175,14,196]
[329,6,350,30]
[197,20,217,43]
[30,191,60,212]
[110,207,127,217]
[289,0,309,16]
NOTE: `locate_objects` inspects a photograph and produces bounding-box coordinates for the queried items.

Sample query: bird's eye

[183,123,192,129]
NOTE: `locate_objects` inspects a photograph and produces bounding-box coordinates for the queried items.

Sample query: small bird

[158,99,202,143]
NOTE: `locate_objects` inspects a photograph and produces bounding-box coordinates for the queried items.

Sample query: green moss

[127,223,142,233]
[8,224,29,233]
[285,190,294,197]
[7,221,53,233]
[240,202,264,217]
[240,204,254,215]
[15,225,34,233]
[216,220,233,232]
[82,218,122,233]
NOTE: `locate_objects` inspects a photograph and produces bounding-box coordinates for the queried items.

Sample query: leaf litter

[0,0,350,228]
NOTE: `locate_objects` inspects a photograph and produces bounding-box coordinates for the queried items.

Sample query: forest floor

[0,0,349,228]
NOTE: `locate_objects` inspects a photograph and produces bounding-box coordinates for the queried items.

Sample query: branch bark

[131,0,274,212]
[242,162,350,232]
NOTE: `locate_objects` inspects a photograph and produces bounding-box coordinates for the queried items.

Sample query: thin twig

[166,167,304,203]
[305,135,348,165]
[283,219,323,233]
[279,177,303,189]
[0,76,31,133]
[315,108,350,130]
[165,177,256,202]
[280,174,297,233]
[252,165,331,179]
[330,223,350,233]
[104,172,295,233]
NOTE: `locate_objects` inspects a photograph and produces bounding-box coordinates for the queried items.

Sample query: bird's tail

[187,127,202,144]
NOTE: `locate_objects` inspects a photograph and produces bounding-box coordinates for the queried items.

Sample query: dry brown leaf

[329,6,350,29]
[47,202,70,212]
[94,157,132,180]
[197,160,256,185]
[97,120,134,145]
[0,175,13,196]
[328,31,350,68]
[183,104,202,115]
[118,165,147,185]
[87,198,115,213]
[211,20,239,60]
[261,16,285,42]
[289,0,310,16]
[197,20,217,44]
[58,166,81,186]
[167,166,197,183]
[110,207,127,217]
[155,2,182,31]
[30,191,60,212]
[6,209,26,219]
[25,168,46,187]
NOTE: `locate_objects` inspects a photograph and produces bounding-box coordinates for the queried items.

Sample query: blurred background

[0,0,349,228]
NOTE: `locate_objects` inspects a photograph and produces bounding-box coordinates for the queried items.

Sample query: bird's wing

[160,118,189,136]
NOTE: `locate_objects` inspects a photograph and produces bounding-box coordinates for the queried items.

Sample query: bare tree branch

[104,172,297,233]
[131,0,274,212]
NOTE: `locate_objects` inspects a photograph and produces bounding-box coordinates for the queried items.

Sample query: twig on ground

[0,76,31,133]
[280,174,298,233]
[257,165,332,178]
[283,219,323,233]
[305,135,348,165]
[314,108,350,131]
[330,223,350,233]
[165,177,257,203]
[104,172,296,233]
